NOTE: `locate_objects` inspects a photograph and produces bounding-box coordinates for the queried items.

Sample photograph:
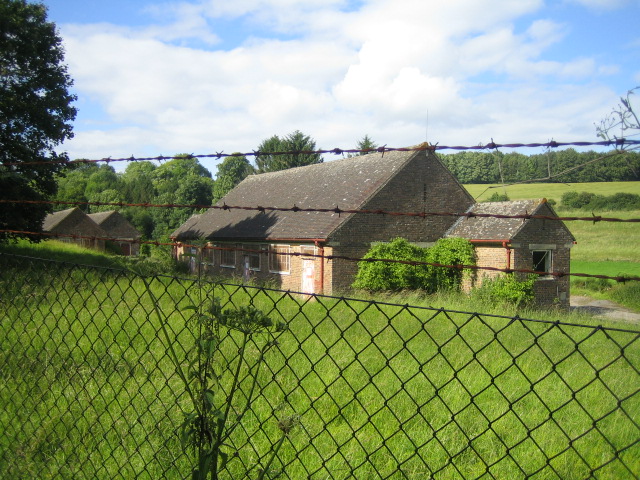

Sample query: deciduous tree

[0,0,77,240]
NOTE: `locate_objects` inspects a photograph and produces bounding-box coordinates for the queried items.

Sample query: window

[532,250,552,274]
[243,244,262,271]
[300,245,316,257]
[269,245,290,273]
[203,244,215,267]
[220,244,236,268]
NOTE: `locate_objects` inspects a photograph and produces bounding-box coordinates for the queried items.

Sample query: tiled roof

[446,199,548,240]
[172,149,426,241]
[42,207,82,232]
[87,210,141,239]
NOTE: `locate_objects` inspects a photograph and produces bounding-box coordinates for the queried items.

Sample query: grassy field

[464,181,640,203]
[1,248,639,479]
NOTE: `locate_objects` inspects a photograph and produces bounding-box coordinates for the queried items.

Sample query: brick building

[87,210,142,256]
[171,147,474,294]
[42,207,107,251]
[446,199,576,308]
[171,149,575,306]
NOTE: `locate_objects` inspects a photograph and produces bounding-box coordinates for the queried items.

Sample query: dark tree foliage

[254,130,322,173]
[0,0,77,241]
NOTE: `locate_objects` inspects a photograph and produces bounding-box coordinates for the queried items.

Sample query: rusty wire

[1,199,638,224]
[2,138,639,167]
[3,228,639,284]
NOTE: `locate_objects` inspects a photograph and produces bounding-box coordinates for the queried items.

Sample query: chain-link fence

[1,252,639,479]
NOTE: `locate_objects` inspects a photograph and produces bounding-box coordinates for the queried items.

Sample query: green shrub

[426,238,476,291]
[561,190,640,210]
[473,274,536,307]
[484,191,510,202]
[352,238,429,291]
[352,237,475,293]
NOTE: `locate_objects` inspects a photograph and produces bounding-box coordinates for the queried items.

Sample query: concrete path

[571,295,640,325]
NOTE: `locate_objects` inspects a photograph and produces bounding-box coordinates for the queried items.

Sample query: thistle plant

[140,246,294,480]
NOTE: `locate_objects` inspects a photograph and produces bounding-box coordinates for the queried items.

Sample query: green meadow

[464,181,640,204]
[1,247,639,479]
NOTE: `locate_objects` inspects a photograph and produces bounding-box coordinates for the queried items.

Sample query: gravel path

[571,295,640,325]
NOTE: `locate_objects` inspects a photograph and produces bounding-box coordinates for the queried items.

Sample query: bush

[484,191,510,202]
[561,191,640,210]
[352,237,475,293]
[426,238,476,291]
[473,274,536,307]
[352,238,429,291]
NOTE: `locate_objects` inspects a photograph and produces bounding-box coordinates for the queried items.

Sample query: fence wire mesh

[1,252,639,479]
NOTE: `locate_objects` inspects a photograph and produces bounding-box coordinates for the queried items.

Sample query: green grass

[1,253,639,479]
[464,181,640,203]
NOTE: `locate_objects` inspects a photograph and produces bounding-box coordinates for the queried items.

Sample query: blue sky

[42,0,640,170]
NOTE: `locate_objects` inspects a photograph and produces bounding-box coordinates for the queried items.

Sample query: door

[301,259,315,294]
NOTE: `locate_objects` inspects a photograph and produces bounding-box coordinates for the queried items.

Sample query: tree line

[438,148,640,184]
[52,131,324,239]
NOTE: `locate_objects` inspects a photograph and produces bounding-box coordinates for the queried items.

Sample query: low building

[171,147,475,294]
[446,199,576,308]
[87,210,141,255]
[171,148,575,307]
[42,207,107,251]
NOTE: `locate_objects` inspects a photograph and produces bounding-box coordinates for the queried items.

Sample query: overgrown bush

[352,238,429,291]
[473,274,536,307]
[352,237,475,293]
[426,238,476,291]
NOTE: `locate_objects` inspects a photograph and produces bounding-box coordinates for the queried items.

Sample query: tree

[121,161,157,204]
[153,154,212,196]
[0,0,77,241]
[596,86,640,179]
[212,153,254,202]
[254,130,322,173]
[347,134,378,157]
[356,134,378,155]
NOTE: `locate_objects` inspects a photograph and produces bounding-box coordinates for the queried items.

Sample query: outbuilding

[446,199,576,308]
[42,207,107,251]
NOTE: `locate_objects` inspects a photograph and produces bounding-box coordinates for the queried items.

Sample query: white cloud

[57,0,628,164]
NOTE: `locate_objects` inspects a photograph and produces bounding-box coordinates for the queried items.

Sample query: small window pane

[269,245,290,273]
[220,245,236,268]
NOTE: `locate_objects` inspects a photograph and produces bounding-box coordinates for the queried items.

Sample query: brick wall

[511,204,574,308]
[176,242,326,294]
[328,151,475,293]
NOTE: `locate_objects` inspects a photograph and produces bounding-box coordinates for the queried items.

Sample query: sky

[42,0,640,172]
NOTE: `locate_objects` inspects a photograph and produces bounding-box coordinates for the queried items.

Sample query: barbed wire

[3,138,639,167]
[3,229,639,284]
[2,198,639,223]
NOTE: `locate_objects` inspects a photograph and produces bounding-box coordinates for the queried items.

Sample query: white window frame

[269,244,291,274]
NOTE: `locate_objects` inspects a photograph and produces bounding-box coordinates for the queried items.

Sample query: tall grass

[1,253,638,479]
